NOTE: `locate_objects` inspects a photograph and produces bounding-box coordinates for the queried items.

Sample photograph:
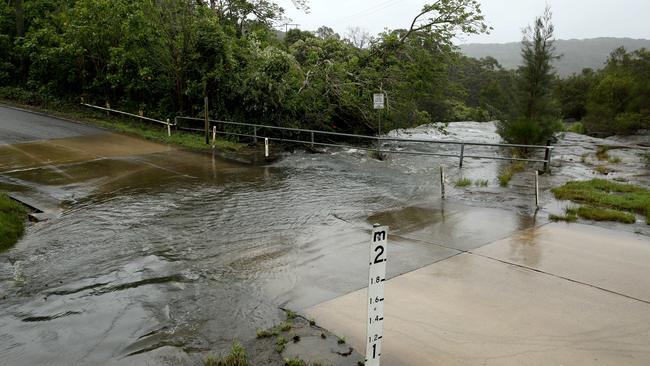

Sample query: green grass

[576,206,636,224]
[275,336,288,353]
[256,329,278,338]
[283,358,306,366]
[279,321,292,332]
[608,156,622,164]
[284,309,297,320]
[204,341,247,366]
[474,179,489,187]
[565,122,586,134]
[454,178,472,187]
[97,119,243,152]
[0,193,26,252]
[337,336,346,344]
[552,179,650,224]
[498,161,526,187]
[594,165,610,175]
[0,96,245,153]
[549,207,578,223]
[596,145,610,160]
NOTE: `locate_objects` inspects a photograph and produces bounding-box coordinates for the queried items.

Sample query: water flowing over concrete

[1,108,648,365]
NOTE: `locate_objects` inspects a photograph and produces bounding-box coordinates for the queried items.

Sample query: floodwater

[0,123,647,365]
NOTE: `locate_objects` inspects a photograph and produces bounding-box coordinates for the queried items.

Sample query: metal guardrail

[82,103,173,126]
[83,103,173,136]
[176,116,554,170]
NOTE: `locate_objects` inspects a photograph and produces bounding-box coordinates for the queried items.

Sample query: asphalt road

[0,105,102,144]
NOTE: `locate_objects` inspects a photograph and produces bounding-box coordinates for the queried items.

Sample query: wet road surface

[0,109,648,365]
[307,223,650,365]
[0,105,102,144]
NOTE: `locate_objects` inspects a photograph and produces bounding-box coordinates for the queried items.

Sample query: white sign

[365,225,388,366]
[373,93,385,110]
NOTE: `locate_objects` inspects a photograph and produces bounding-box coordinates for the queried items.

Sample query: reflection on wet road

[5,119,644,365]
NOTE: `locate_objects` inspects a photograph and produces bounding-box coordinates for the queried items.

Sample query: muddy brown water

[0,123,647,365]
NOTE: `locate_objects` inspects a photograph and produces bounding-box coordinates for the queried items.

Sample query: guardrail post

[166,119,171,137]
[440,165,445,198]
[204,97,209,145]
[105,101,110,116]
[253,126,258,145]
[535,170,539,208]
[212,126,216,148]
[459,144,465,168]
[265,138,269,158]
[543,139,551,173]
[310,131,314,148]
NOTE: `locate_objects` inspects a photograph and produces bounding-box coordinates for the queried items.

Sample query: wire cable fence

[175,116,554,171]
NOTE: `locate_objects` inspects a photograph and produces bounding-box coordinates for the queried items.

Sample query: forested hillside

[0,1,648,140]
[460,37,650,76]
[0,0,510,135]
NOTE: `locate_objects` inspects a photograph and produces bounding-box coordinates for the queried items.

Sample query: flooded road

[0,113,647,365]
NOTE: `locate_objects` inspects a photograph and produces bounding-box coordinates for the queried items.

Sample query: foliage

[498,161,526,187]
[275,336,288,353]
[553,68,597,121]
[0,193,26,251]
[475,179,489,187]
[551,179,650,223]
[582,47,650,135]
[575,206,636,224]
[549,207,578,223]
[0,0,511,138]
[204,341,247,366]
[454,178,472,187]
[498,7,562,145]
[283,358,306,366]
[564,122,585,134]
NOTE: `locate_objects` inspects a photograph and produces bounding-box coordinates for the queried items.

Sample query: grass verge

[0,96,244,152]
[576,206,636,224]
[455,178,472,187]
[475,179,489,187]
[0,193,26,251]
[552,179,650,224]
[204,341,247,366]
[498,161,526,187]
[549,207,578,223]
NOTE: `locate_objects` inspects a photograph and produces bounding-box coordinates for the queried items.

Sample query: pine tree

[498,6,561,145]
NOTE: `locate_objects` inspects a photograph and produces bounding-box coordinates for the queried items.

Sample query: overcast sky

[276,0,650,44]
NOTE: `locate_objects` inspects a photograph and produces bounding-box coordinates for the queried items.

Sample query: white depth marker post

[440,165,445,198]
[212,126,217,147]
[366,224,388,366]
[265,138,269,158]
[535,170,539,207]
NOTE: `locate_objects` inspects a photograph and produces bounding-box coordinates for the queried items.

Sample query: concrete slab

[474,222,650,303]
[306,252,650,366]
[0,133,173,172]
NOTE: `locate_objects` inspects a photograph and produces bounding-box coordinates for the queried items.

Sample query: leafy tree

[583,47,650,135]
[553,68,596,121]
[498,7,561,145]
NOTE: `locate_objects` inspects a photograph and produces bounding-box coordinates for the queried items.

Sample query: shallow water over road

[0,122,646,365]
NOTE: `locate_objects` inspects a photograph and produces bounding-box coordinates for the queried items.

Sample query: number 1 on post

[366,224,387,366]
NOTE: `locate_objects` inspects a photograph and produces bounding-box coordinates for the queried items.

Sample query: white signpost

[373,93,385,110]
[366,224,388,366]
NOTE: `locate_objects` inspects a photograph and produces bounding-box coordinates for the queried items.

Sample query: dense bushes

[0,0,512,136]
[555,48,650,136]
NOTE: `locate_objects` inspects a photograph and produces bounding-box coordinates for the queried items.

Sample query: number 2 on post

[366,225,387,366]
